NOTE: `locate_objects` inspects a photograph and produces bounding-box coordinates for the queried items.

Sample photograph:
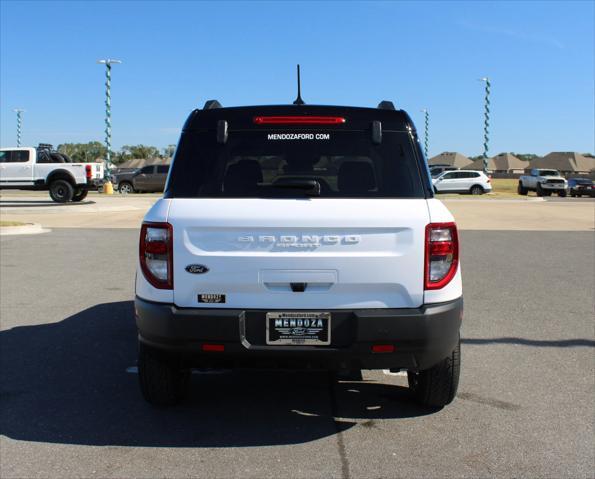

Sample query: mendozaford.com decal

[267,133,331,140]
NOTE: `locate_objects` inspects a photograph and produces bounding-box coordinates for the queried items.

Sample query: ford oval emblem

[185,264,209,274]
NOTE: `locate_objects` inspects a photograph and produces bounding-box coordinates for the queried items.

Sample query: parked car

[0,145,104,202]
[432,170,492,194]
[518,169,567,197]
[112,164,170,193]
[567,178,594,198]
[429,165,458,178]
[135,99,463,409]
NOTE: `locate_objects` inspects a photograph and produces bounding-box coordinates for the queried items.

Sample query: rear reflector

[253,116,346,125]
[372,344,395,353]
[202,344,225,352]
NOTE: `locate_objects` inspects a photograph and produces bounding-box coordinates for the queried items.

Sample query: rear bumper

[135,296,463,371]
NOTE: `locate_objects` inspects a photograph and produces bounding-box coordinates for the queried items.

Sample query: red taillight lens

[424,222,458,290]
[139,222,173,289]
[253,116,346,125]
[85,164,92,180]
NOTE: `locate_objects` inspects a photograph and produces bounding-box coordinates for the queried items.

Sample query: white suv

[135,100,463,408]
[433,170,492,195]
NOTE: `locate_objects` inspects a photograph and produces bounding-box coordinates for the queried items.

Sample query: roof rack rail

[203,100,222,110]
[377,101,396,110]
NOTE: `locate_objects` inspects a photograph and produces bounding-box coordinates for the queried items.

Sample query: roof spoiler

[377,101,396,110]
[203,100,222,110]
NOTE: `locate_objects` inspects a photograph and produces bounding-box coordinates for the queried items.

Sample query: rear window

[0,150,29,163]
[166,130,426,198]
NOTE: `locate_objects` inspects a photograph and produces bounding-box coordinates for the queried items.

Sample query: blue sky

[1,0,593,156]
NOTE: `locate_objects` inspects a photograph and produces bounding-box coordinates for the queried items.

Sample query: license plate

[266,312,331,346]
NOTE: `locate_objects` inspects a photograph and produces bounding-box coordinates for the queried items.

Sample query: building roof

[468,152,528,171]
[528,152,595,173]
[428,152,472,168]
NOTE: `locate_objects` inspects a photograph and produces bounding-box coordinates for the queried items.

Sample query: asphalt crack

[328,372,351,479]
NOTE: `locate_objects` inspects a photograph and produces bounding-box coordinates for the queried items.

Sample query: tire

[470,185,484,195]
[138,343,190,406]
[49,179,74,203]
[558,190,567,198]
[536,184,544,197]
[570,192,576,198]
[119,182,135,194]
[517,183,528,195]
[408,337,460,408]
[72,188,88,202]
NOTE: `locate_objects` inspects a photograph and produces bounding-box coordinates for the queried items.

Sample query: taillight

[424,222,458,290]
[139,222,173,289]
[253,116,346,125]
[85,164,92,180]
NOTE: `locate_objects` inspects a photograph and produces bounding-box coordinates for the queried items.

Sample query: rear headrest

[338,161,376,194]
[223,160,263,195]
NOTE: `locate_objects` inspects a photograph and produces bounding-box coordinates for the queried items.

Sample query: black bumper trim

[135,296,463,370]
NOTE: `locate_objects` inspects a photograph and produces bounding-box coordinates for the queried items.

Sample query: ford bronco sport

[135,100,463,408]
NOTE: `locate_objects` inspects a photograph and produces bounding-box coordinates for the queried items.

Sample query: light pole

[420,108,429,159]
[97,59,122,179]
[13,109,25,147]
[479,77,491,173]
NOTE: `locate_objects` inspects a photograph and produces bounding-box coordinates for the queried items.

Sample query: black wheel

[470,185,484,195]
[570,192,576,197]
[536,184,544,197]
[119,182,135,194]
[138,343,190,406]
[558,190,567,198]
[408,338,460,408]
[49,179,74,203]
[517,183,528,195]
[72,188,88,202]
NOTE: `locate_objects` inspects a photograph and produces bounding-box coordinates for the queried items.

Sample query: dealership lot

[0,194,593,478]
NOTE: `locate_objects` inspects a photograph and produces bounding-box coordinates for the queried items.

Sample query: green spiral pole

[97,59,122,179]
[480,77,491,173]
[421,108,429,158]
[13,109,25,147]
[105,63,112,165]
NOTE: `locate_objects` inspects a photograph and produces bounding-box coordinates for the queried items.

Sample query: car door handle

[22,166,31,169]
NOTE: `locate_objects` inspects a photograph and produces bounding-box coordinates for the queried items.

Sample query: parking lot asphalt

[1,191,594,230]
[1,228,593,478]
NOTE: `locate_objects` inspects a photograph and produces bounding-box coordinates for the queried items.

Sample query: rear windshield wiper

[273,179,321,196]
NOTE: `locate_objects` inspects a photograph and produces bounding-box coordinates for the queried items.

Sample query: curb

[0,223,50,236]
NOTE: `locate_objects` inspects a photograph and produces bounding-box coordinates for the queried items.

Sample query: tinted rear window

[166,130,426,198]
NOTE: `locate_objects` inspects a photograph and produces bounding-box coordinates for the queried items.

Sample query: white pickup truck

[518,168,567,197]
[0,146,104,202]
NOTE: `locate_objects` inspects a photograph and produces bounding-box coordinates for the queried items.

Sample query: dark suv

[113,164,170,193]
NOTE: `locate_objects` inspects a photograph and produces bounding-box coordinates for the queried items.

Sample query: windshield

[165,130,427,198]
[539,170,559,176]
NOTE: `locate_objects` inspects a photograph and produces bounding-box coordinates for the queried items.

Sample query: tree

[119,144,161,160]
[57,142,107,163]
[512,153,539,162]
[162,144,176,158]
